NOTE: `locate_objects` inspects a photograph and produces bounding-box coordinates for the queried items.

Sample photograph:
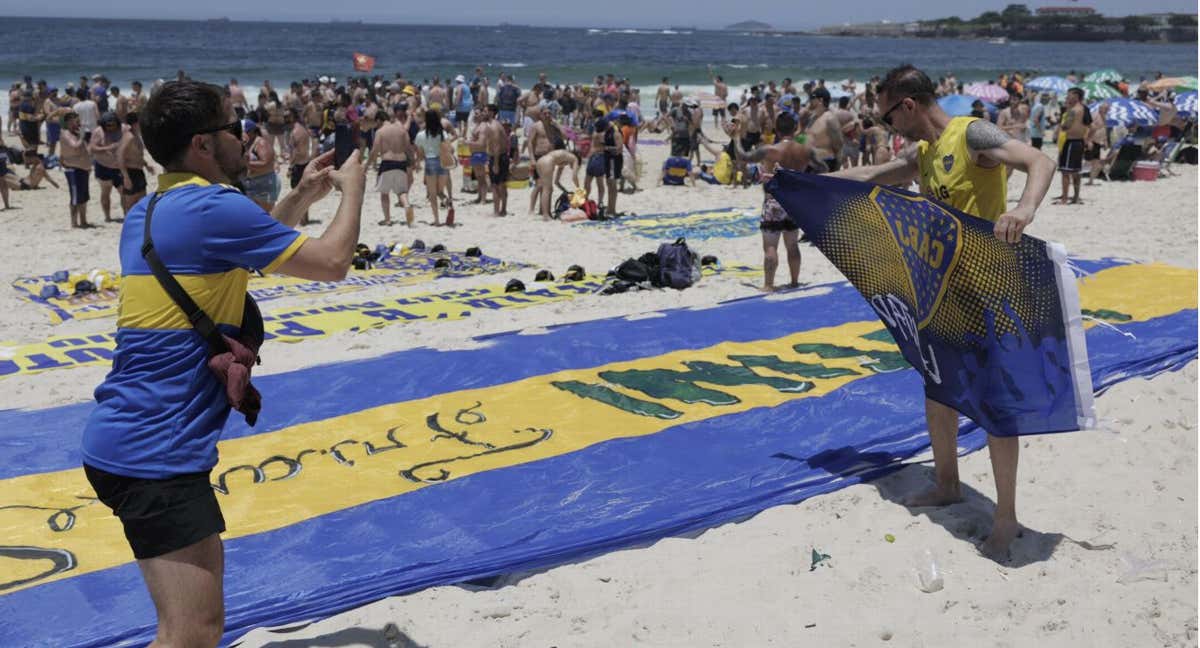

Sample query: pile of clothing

[599,238,716,295]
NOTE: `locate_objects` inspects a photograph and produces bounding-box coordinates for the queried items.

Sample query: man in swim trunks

[287,108,317,224]
[710,69,729,128]
[656,77,670,117]
[484,104,510,216]
[43,87,70,157]
[835,96,862,168]
[117,112,156,213]
[17,90,42,151]
[60,112,92,227]
[1053,87,1088,205]
[734,111,812,292]
[243,120,280,212]
[88,111,129,222]
[804,90,843,173]
[367,105,414,226]
[467,105,492,204]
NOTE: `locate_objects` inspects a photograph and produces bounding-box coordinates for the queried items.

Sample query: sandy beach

[1,127,1195,647]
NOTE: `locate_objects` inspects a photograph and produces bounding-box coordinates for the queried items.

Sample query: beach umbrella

[963,83,1009,103]
[1025,76,1073,95]
[1084,69,1122,83]
[1088,98,1159,128]
[1078,81,1120,100]
[1147,76,1198,92]
[1175,91,1197,118]
[938,94,995,117]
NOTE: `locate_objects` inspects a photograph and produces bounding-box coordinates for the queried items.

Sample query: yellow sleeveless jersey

[917,116,1007,222]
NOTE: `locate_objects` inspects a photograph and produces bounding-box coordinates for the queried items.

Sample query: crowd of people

[2,66,1194,228]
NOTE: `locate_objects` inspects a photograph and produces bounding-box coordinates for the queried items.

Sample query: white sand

[0,129,1195,647]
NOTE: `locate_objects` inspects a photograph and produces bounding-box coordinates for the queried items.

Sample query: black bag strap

[140,193,230,356]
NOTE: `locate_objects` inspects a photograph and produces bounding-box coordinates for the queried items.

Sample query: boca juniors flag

[352,52,376,72]
[766,170,1096,437]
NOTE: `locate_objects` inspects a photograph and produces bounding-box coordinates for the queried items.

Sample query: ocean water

[3,17,1196,97]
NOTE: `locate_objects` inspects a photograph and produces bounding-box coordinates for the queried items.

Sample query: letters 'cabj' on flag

[765,170,1095,437]
[352,52,376,72]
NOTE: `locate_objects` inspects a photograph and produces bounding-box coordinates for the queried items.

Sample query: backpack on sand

[656,238,701,289]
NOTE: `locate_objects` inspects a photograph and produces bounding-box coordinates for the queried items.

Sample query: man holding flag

[829,64,1058,559]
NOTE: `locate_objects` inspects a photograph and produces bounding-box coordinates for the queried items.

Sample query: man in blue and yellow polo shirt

[833,65,1058,562]
[81,80,365,647]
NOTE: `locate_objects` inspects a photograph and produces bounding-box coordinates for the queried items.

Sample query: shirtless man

[655,77,670,117]
[1053,87,1088,204]
[534,149,580,220]
[524,106,559,214]
[834,96,861,167]
[733,111,812,291]
[358,96,381,157]
[243,121,280,212]
[367,105,414,226]
[710,69,729,128]
[304,89,323,138]
[60,112,92,227]
[467,105,492,204]
[4,150,60,192]
[43,88,71,157]
[287,108,316,224]
[128,81,147,116]
[427,79,447,114]
[229,78,248,119]
[483,104,510,216]
[88,112,128,222]
[112,86,130,121]
[804,92,844,173]
[116,112,155,213]
[1085,103,1110,186]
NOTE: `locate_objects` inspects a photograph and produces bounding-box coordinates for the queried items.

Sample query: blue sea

[2,17,1196,95]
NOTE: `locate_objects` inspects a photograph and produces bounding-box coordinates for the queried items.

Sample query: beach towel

[577,206,759,240]
[0,259,1193,648]
[767,170,1094,436]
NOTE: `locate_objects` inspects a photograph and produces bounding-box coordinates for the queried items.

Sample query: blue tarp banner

[768,170,1095,436]
[578,207,760,240]
[0,260,1194,647]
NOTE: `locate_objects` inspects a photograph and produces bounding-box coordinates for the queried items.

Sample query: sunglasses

[194,120,243,141]
[879,98,906,127]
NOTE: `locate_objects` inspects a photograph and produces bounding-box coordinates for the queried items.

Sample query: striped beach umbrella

[1084,69,1122,84]
[1088,98,1159,128]
[963,83,1009,103]
[1147,76,1198,92]
[1175,91,1197,118]
[1078,81,1120,100]
[1026,76,1073,95]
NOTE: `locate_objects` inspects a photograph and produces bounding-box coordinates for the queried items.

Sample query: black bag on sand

[656,238,701,289]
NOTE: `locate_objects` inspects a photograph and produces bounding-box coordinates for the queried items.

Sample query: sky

[20,1,1199,29]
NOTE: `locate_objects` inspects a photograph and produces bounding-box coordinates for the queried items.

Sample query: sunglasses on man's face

[879,98,906,127]
[194,120,243,141]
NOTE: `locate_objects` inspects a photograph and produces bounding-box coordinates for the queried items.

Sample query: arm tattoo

[965,119,1012,151]
[743,145,770,163]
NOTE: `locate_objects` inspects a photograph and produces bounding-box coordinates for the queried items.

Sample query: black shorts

[122,168,147,195]
[1031,137,1043,150]
[290,163,306,188]
[93,162,122,184]
[670,135,691,157]
[455,110,469,124]
[489,154,510,184]
[605,153,623,179]
[84,463,225,560]
[19,121,40,146]
[741,132,762,151]
[714,107,726,118]
[1083,143,1102,161]
[1058,139,1084,173]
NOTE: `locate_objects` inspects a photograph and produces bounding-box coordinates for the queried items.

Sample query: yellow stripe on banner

[0,267,762,378]
[0,262,1195,593]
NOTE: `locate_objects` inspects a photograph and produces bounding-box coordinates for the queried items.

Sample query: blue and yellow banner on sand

[0,266,758,378]
[11,249,530,324]
[579,207,761,240]
[0,259,1194,647]
[769,171,1095,436]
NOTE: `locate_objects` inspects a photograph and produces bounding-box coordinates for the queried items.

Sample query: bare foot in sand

[759,284,775,293]
[902,485,963,508]
[978,518,1020,562]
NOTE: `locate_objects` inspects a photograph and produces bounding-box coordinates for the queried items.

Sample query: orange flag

[352,52,376,73]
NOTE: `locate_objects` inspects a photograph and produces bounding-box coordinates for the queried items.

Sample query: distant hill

[726,20,772,31]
